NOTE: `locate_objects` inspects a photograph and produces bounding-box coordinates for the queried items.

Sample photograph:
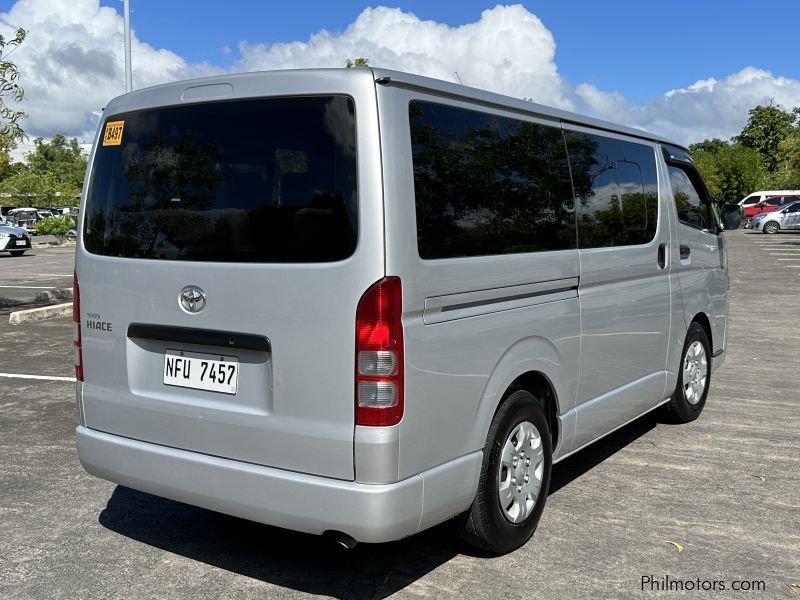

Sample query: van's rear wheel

[664,323,710,423]
[456,390,552,554]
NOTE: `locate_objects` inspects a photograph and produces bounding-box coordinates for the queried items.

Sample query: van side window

[668,166,711,231]
[409,101,576,259]
[565,132,659,248]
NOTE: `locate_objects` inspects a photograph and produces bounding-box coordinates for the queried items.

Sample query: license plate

[163,349,238,395]
[15,240,26,246]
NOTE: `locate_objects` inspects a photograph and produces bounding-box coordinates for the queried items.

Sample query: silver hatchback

[748,200,800,233]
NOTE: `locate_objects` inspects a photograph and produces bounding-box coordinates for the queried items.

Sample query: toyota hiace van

[75,68,741,554]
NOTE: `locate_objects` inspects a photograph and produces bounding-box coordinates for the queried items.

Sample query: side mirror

[720,204,742,230]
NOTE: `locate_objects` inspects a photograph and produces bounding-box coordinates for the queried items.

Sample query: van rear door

[76,74,384,481]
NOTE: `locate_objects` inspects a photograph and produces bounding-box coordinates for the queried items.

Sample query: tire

[664,323,711,423]
[456,390,552,554]
[10,250,26,257]
[763,221,779,234]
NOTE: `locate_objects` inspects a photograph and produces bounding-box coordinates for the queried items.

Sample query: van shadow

[99,412,660,597]
[548,411,659,494]
[99,487,461,599]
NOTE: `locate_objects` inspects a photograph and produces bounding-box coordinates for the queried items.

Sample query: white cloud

[0,0,219,140]
[577,67,800,144]
[236,6,800,145]
[2,1,800,147]
[235,5,574,110]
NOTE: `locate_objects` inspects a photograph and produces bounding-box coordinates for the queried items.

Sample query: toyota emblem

[179,285,206,314]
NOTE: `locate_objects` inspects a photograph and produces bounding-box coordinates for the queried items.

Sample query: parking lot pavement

[0,246,75,315]
[1,229,798,600]
[743,229,800,276]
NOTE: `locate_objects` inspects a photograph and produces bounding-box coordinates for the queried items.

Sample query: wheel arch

[471,336,572,458]
[502,372,560,453]
[690,311,713,352]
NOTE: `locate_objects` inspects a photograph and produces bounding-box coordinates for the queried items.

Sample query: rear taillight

[355,277,403,426]
[73,271,83,382]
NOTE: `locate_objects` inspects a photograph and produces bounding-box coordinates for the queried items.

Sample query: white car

[747,200,800,233]
[0,222,32,256]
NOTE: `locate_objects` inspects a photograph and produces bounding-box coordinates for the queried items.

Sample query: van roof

[103,67,686,151]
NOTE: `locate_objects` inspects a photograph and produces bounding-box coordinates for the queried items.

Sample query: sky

[1,0,800,145]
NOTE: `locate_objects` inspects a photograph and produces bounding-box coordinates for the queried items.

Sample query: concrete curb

[9,302,73,325]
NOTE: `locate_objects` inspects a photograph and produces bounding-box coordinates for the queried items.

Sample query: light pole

[123,0,132,92]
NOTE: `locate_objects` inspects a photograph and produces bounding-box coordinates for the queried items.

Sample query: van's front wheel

[456,390,552,554]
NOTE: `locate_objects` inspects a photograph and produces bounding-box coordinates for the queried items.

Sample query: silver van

[74,68,741,554]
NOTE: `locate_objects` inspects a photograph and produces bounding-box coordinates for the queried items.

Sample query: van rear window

[84,96,358,262]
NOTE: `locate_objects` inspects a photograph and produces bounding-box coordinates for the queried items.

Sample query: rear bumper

[76,426,480,543]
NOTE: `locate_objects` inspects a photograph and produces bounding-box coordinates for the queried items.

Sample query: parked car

[6,207,39,235]
[46,206,72,216]
[0,221,32,256]
[74,68,742,555]
[739,190,800,216]
[745,195,800,218]
[747,199,800,233]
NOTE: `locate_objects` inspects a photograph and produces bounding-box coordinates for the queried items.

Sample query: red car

[746,195,800,217]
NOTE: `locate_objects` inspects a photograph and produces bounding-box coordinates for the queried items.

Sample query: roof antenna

[453,71,463,85]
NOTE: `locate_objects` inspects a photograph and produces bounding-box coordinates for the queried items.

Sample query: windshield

[84,96,358,263]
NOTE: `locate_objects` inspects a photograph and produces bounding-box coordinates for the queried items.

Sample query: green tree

[692,145,767,205]
[688,138,728,154]
[734,104,798,172]
[0,134,87,206]
[27,134,87,191]
[692,150,722,201]
[345,57,369,68]
[0,170,76,207]
[0,136,24,180]
[0,28,27,145]
[771,131,800,188]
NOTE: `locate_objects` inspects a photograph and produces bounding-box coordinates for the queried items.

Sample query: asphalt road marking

[0,373,76,382]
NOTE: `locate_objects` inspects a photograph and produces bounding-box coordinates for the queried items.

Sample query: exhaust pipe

[326,531,358,551]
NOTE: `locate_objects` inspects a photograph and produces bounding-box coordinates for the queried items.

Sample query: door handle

[657,243,666,269]
[680,245,691,259]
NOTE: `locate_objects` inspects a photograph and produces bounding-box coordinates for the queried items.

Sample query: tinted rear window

[84,96,358,262]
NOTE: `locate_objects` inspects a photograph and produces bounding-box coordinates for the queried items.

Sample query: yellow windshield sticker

[102,120,125,146]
